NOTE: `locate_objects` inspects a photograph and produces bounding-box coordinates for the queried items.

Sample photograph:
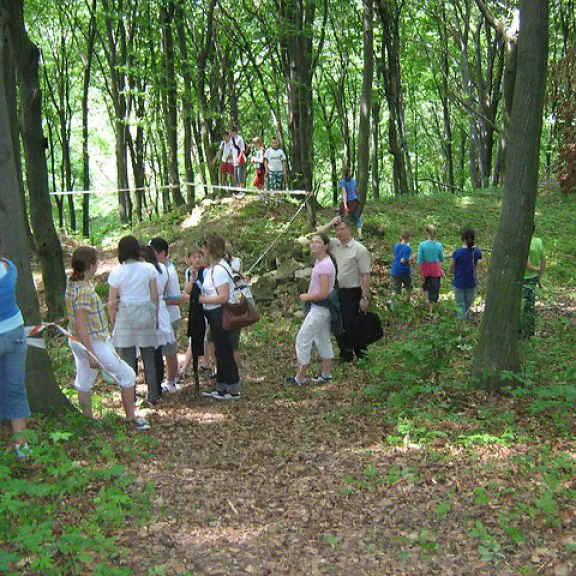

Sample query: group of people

[212,127,288,204]
[0,215,546,457]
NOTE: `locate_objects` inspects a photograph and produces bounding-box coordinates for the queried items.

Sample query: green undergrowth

[0,413,157,575]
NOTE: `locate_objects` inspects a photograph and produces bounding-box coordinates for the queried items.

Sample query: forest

[0,0,575,574]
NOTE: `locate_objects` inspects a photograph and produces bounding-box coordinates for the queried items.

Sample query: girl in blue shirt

[338,167,362,239]
[449,228,482,319]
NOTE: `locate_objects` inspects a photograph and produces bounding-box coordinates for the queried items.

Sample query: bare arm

[199,283,230,305]
[108,286,119,327]
[449,259,455,274]
[149,278,159,326]
[300,274,331,302]
[74,308,99,368]
[360,273,370,312]
[316,215,340,235]
[341,188,348,211]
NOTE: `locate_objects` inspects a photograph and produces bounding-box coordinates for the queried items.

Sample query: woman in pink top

[287,234,337,385]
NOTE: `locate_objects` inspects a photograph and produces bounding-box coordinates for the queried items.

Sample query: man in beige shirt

[318,216,371,361]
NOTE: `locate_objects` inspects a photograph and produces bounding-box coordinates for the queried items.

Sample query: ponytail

[461,227,475,249]
[70,246,97,281]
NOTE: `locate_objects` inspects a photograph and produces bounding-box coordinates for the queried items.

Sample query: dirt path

[116,331,574,576]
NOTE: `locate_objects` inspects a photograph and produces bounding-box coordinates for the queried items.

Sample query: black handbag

[349,311,383,349]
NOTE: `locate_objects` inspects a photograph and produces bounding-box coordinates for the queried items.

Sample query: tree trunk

[196,0,218,188]
[371,99,380,199]
[81,0,97,238]
[175,0,195,206]
[102,0,131,223]
[280,0,326,226]
[356,0,373,210]
[161,1,184,207]
[0,37,70,413]
[473,0,549,388]
[375,0,411,196]
[2,28,32,244]
[2,0,66,320]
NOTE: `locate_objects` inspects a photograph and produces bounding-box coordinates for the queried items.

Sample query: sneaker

[202,389,220,398]
[161,380,178,393]
[209,372,217,380]
[311,374,332,383]
[133,417,150,431]
[178,367,188,379]
[285,376,309,386]
[212,392,241,401]
[199,365,211,373]
[14,443,31,460]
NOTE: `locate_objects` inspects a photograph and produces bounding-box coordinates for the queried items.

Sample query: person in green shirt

[521,226,546,337]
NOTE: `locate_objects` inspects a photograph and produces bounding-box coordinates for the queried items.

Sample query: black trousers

[336,287,365,359]
[205,308,240,389]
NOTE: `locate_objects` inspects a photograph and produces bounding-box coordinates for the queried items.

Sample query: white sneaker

[133,417,150,431]
[14,443,31,459]
[161,380,178,393]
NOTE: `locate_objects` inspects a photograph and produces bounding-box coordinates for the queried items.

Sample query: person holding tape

[0,235,32,458]
[65,246,150,429]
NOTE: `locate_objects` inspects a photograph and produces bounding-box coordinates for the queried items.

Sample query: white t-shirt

[108,261,157,304]
[202,259,235,311]
[230,257,242,274]
[219,139,232,162]
[230,135,246,166]
[165,261,182,322]
[264,147,287,172]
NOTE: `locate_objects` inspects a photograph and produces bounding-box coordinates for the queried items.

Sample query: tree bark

[101,0,132,223]
[375,0,411,195]
[0,35,70,413]
[473,0,549,388]
[81,0,97,238]
[161,1,184,207]
[175,0,195,206]
[2,0,67,320]
[371,99,380,199]
[356,0,373,209]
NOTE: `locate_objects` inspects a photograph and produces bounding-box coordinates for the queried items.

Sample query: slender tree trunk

[175,0,195,206]
[0,35,70,413]
[371,99,380,199]
[474,0,549,388]
[81,0,97,238]
[356,0,373,210]
[2,29,32,244]
[376,0,411,195]
[102,0,131,223]
[2,0,66,320]
[161,1,184,207]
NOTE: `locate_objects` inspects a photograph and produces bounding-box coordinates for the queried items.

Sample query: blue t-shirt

[339,178,358,202]
[452,247,482,289]
[391,243,412,276]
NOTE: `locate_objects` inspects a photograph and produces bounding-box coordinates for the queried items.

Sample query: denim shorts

[0,325,31,420]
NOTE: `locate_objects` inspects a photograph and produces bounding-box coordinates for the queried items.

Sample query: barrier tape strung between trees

[25,322,120,385]
[49,182,310,197]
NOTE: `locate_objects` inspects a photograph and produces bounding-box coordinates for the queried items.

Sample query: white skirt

[112,301,157,349]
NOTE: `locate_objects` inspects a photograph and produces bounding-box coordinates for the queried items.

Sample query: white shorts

[295,305,334,365]
[70,338,136,392]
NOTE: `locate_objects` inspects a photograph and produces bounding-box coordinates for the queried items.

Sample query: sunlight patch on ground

[180,205,206,230]
[175,525,265,547]
[455,196,474,207]
[178,411,231,423]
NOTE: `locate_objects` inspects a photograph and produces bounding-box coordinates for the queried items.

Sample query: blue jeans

[454,287,476,319]
[0,325,31,420]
